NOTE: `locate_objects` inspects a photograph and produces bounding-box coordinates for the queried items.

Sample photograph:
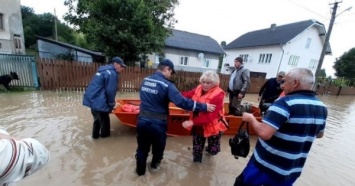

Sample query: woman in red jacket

[181,71,227,163]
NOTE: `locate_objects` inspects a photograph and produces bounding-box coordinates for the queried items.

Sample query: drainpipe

[276,44,284,74]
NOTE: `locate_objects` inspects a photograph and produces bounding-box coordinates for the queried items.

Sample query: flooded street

[1,91,355,186]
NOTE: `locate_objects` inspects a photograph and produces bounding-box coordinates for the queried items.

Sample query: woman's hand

[182,120,194,129]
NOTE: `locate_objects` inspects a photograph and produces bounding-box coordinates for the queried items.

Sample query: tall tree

[21,6,79,49]
[333,47,355,78]
[64,0,179,64]
[221,41,226,48]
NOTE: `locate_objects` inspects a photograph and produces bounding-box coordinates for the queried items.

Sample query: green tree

[221,41,226,48]
[64,0,179,65]
[333,48,355,79]
[318,69,327,78]
[217,41,226,73]
[21,6,82,49]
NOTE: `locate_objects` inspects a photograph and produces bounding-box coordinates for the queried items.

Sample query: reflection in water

[0,91,354,186]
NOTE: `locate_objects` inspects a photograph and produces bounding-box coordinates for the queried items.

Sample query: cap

[111,57,126,67]
[159,59,175,74]
[235,57,243,63]
[277,71,286,77]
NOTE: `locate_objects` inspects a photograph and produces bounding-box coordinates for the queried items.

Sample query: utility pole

[54,8,58,41]
[314,2,339,89]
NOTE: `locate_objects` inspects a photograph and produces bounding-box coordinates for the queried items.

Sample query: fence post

[337,85,342,96]
[31,57,39,89]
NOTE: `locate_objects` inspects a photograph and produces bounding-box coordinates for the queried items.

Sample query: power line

[285,0,329,19]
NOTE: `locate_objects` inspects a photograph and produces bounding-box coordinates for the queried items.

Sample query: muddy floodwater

[1,91,355,186]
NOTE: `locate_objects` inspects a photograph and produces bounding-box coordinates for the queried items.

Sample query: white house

[0,0,25,54]
[148,29,225,73]
[221,19,332,78]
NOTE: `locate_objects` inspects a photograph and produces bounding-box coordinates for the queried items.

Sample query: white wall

[278,27,323,76]
[222,46,283,78]
[222,26,323,78]
[147,47,221,72]
[0,0,25,54]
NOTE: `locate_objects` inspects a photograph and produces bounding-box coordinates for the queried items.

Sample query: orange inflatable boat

[112,99,262,136]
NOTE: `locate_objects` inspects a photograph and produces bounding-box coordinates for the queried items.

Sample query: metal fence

[0,54,39,90]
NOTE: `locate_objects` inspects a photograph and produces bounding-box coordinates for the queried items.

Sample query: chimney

[270,24,276,31]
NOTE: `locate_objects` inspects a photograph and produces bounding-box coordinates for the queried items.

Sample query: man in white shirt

[0,127,49,185]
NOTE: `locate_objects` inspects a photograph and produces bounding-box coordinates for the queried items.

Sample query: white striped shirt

[0,128,49,185]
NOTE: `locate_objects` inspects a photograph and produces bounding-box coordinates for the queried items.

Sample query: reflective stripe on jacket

[190,85,227,137]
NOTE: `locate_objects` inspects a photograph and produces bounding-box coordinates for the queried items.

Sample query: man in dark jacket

[135,59,216,176]
[258,71,285,114]
[83,57,126,139]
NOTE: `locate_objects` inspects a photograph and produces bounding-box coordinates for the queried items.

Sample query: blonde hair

[199,70,220,85]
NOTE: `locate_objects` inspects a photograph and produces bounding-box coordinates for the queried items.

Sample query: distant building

[0,0,26,54]
[148,29,225,73]
[36,36,105,63]
[222,19,332,78]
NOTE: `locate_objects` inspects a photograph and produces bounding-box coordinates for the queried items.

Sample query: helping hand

[206,103,216,112]
[182,120,194,129]
[242,112,254,122]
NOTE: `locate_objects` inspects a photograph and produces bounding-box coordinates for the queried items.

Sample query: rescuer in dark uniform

[135,59,216,176]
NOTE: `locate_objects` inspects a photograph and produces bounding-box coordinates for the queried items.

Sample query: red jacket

[181,85,227,137]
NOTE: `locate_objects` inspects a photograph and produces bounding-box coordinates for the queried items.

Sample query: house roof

[165,30,225,55]
[224,19,331,54]
[35,35,104,57]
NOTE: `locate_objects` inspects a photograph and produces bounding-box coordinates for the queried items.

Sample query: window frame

[0,13,4,30]
[239,54,249,63]
[203,58,210,68]
[180,56,188,66]
[288,55,300,66]
[309,59,318,69]
[258,53,272,63]
[14,35,22,49]
[305,38,311,49]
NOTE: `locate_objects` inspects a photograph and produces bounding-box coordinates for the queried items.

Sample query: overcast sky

[21,0,355,77]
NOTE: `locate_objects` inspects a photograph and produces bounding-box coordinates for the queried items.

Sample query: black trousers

[91,109,110,139]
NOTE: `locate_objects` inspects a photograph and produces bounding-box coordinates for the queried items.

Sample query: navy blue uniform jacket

[140,72,207,114]
[83,64,119,112]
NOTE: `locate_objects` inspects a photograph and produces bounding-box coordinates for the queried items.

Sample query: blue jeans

[135,116,167,165]
[234,159,298,186]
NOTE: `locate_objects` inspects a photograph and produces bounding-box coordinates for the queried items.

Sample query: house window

[180,56,188,66]
[305,38,311,49]
[288,55,300,66]
[309,59,318,69]
[0,42,2,49]
[239,54,249,62]
[14,35,22,49]
[203,59,210,68]
[0,13,3,29]
[258,53,272,63]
